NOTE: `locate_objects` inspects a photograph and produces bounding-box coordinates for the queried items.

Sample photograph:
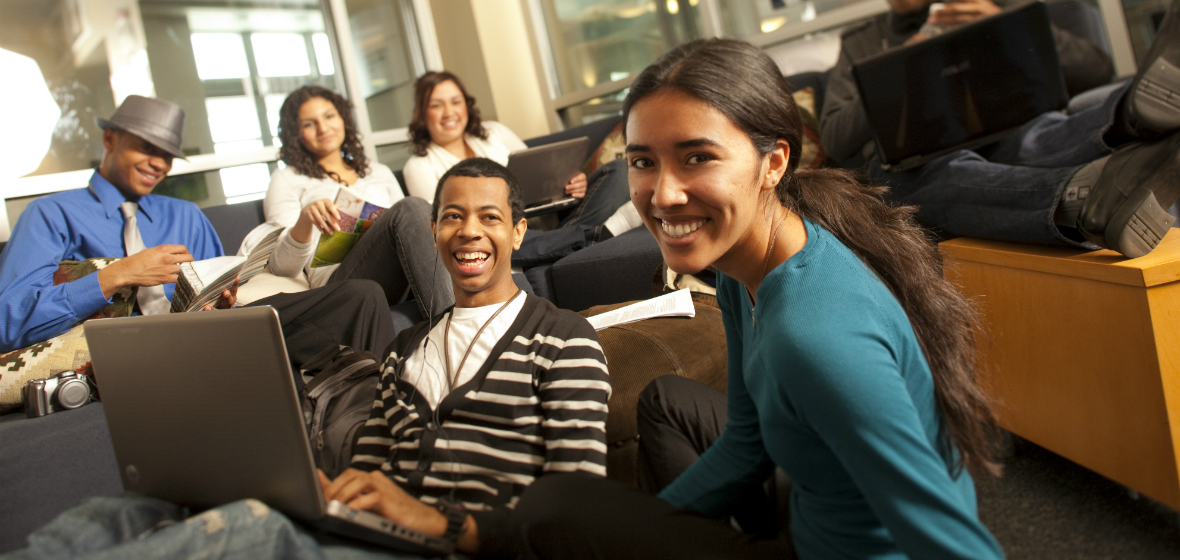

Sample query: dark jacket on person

[819,0,1114,165]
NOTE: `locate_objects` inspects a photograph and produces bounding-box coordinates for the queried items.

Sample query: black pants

[510,376,794,560]
[511,474,792,560]
[249,279,395,373]
[636,376,780,537]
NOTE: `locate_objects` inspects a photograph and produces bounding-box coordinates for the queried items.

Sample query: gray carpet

[976,435,1180,559]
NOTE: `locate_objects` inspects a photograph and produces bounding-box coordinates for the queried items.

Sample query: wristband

[436,499,467,546]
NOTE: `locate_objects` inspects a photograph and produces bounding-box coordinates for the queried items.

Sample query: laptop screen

[852,2,1068,168]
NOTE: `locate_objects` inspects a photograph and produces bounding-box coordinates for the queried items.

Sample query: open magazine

[169,226,285,313]
[310,186,388,268]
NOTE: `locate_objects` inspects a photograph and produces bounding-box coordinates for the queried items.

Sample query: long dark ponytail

[623,38,1001,476]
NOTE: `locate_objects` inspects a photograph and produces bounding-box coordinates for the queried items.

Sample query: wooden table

[940,229,1180,510]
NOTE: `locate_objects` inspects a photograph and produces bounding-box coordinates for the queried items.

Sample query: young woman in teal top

[512,39,1005,560]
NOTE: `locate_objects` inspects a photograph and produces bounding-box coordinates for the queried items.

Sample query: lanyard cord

[442,290,522,394]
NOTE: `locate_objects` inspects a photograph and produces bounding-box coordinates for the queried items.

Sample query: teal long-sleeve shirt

[658,219,1003,560]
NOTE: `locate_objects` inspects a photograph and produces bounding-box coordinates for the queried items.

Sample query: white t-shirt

[263,164,405,288]
[400,292,527,409]
[401,121,528,201]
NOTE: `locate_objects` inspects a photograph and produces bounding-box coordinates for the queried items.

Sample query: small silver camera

[23,370,97,418]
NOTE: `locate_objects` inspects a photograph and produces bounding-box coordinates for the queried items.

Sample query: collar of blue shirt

[88,171,159,224]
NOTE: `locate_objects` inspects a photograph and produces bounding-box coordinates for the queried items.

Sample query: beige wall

[429,0,496,122]
[469,0,551,139]
[429,0,553,139]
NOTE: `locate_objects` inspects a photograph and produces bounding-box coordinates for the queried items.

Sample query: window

[176,3,342,204]
[343,0,429,132]
[313,33,337,75]
[532,0,703,98]
[251,33,313,77]
[560,89,628,128]
[190,33,251,80]
[219,163,273,204]
[1,0,341,201]
[718,0,848,39]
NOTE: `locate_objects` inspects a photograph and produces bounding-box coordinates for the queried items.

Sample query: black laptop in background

[852,1,1069,171]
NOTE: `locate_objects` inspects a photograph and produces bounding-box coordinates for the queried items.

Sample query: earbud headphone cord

[443,289,522,393]
[435,288,522,504]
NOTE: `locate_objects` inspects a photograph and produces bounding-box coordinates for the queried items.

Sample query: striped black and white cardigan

[351,294,610,557]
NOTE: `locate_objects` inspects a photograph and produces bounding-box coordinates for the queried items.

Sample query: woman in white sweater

[265,85,453,318]
[402,72,641,261]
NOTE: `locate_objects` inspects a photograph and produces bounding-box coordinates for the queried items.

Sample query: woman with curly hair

[402,72,640,246]
[511,39,1004,560]
[264,85,452,318]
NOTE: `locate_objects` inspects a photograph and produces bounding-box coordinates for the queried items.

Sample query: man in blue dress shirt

[0,96,394,374]
[0,96,226,352]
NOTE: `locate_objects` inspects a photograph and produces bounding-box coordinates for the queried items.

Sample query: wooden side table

[941,229,1180,510]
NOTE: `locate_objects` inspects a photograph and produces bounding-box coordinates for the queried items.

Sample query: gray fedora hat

[97,95,187,159]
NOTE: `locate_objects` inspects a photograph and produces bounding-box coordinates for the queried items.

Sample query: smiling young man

[0,95,224,352]
[321,158,611,559]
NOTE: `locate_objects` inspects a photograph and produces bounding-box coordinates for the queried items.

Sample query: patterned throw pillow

[583,121,626,175]
[793,87,829,170]
[0,258,135,410]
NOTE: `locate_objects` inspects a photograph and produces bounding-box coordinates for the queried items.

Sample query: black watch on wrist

[436,499,467,547]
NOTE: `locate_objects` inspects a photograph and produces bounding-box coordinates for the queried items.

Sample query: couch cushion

[394,169,408,198]
[550,227,663,312]
[0,404,121,553]
[201,199,266,255]
[525,265,555,303]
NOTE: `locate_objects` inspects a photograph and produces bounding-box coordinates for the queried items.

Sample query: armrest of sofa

[550,227,663,312]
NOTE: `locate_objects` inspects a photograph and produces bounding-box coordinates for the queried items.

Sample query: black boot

[1126,0,1180,135]
[1076,130,1180,257]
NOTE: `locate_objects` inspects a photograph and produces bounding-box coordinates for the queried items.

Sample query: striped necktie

[120,201,171,315]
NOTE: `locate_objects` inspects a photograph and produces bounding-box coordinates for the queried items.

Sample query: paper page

[240,226,285,282]
[185,256,245,292]
[586,288,695,331]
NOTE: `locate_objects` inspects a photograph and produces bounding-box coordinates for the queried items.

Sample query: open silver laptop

[84,307,451,556]
[506,136,589,218]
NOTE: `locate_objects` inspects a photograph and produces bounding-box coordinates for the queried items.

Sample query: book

[585,288,696,331]
[169,226,285,313]
[310,186,388,268]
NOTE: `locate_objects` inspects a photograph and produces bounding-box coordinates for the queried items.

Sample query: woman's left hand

[319,469,446,535]
[565,172,588,199]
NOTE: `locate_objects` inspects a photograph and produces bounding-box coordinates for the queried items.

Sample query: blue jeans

[513,159,631,268]
[867,83,1127,247]
[1,495,443,560]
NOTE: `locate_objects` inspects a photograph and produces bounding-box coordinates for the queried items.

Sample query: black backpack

[298,345,382,479]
